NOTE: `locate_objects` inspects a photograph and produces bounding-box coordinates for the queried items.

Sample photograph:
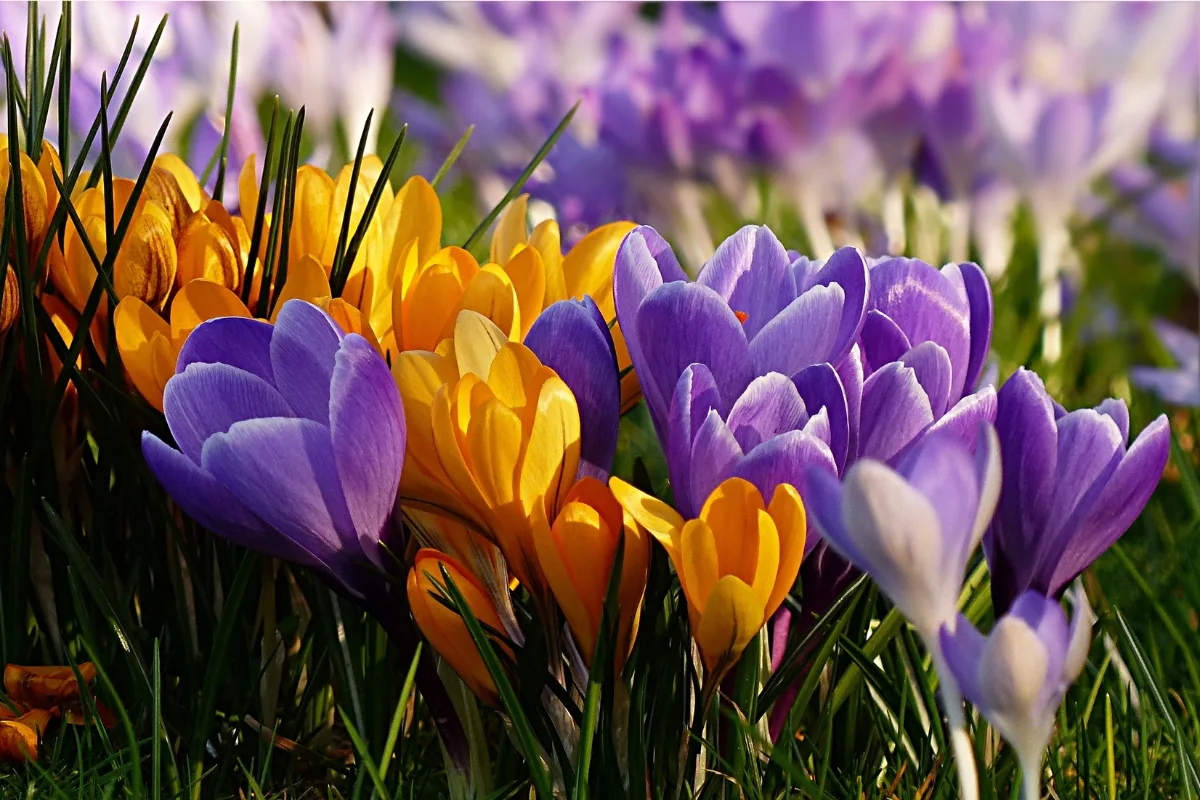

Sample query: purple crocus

[614,224,868,452]
[142,300,403,599]
[852,255,996,463]
[986,368,1171,614]
[807,421,1000,640]
[1131,320,1200,408]
[524,296,622,480]
[666,365,838,521]
[940,585,1092,800]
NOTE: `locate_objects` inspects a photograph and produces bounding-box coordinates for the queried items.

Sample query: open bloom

[532,477,650,667]
[394,301,619,597]
[407,549,514,706]
[986,368,1170,614]
[940,585,1092,794]
[141,300,405,599]
[614,225,868,441]
[610,476,806,678]
[852,255,994,463]
[667,365,838,521]
[807,422,1000,638]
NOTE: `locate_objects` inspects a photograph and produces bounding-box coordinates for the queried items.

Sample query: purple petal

[794,363,850,473]
[164,363,294,465]
[804,465,868,567]
[837,347,864,466]
[635,281,753,434]
[868,258,972,401]
[688,410,744,516]
[1047,415,1169,596]
[142,432,317,568]
[525,298,621,479]
[613,225,686,404]
[695,225,794,339]
[1043,410,1125,545]
[949,262,993,396]
[898,432,980,578]
[734,431,839,552]
[667,365,722,518]
[1094,398,1130,443]
[750,283,846,377]
[202,417,360,589]
[924,386,998,446]
[329,335,406,567]
[726,373,808,453]
[270,300,345,425]
[939,617,988,713]
[858,362,934,464]
[811,246,869,363]
[859,309,912,375]
[176,317,275,384]
[900,342,954,419]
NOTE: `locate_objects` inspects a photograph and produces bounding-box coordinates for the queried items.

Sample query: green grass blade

[212,23,239,202]
[335,123,407,299]
[329,109,374,294]
[241,98,279,306]
[462,101,578,251]
[431,124,474,190]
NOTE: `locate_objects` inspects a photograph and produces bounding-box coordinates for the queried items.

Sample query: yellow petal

[694,575,762,674]
[400,260,470,353]
[529,219,567,305]
[65,213,109,310]
[1,266,18,334]
[290,165,335,263]
[616,510,651,665]
[490,194,528,266]
[114,296,173,410]
[501,245,547,338]
[175,213,239,293]
[519,375,581,519]
[144,165,193,240]
[170,279,251,341]
[766,484,807,620]
[467,399,523,511]
[0,148,49,248]
[154,153,203,213]
[270,254,332,322]
[542,499,615,664]
[749,509,780,617]
[456,267,519,342]
[608,476,685,558]
[238,153,259,233]
[37,141,63,222]
[430,383,492,526]
[562,220,637,317]
[700,478,766,586]
[114,203,178,311]
[484,341,545,414]
[387,175,442,269]
[679,518,719,619]
[325,298,383,355]
[453,310,508,380]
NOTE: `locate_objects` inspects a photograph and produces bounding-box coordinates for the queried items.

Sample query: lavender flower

[987,368,1171,614]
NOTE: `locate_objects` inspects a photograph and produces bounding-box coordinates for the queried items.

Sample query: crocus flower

[986,368,1171,614]
[666,365,839,521]
[853,255,995,463]
[532,477,651,667]
[0,708,49,764]
[807,421,1000,640]
[394,301,620,598]
[614,225,868,445]
[3,663,115,728]
[407,549,514,707]
[0,142,54,257]
[1131,319,1200,408]
[940,585,1093,800]
[610,475,806,681]
[141,300,404,598]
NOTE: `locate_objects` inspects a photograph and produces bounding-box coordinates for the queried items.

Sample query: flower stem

[1037,220,1070,364]
[930,645,980,800]
[1023,760,1042,800]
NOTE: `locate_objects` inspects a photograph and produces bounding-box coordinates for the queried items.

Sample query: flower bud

[113,201,178,311]
[0,147,50,253]
[407,549,513,706]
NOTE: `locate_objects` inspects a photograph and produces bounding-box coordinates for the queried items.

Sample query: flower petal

[900,341,954,419]
[949,261,992,396]
[811,246,869,363]
[859,309,912,375]
[725,373,808,453]
[688,410,744,518]
[750,282,846,378]
[695,225,794,339]
[176,316,275,384]
[667,364,723,518]
[330,335,406,565]
[164,363,293,464]
[609,476,685,558]
[695,575,762,673]
[858,362,934,464]
[270,301,345,425]
[793,363,850,472]
[525,298,621,480]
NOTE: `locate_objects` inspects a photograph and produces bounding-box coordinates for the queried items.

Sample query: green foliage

[0,6,1196,799]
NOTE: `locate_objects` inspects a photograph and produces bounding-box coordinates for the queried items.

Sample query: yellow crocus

[407,548,513,706]
[394,309,581,596]
[0,147,50,255]
[62,179,177,314]
[610,476,806,678]
[532,476,650,667]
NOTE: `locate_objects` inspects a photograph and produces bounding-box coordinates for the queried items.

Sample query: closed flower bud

[114,201,178,311]
[1,265,18,335]
[145,165,195,241]
[0,147,50,254]
[532,477,650,666]
[176,210,241,293]
[407,548,513,706]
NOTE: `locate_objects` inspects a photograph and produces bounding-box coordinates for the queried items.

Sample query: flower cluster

[139,195,1169,793]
